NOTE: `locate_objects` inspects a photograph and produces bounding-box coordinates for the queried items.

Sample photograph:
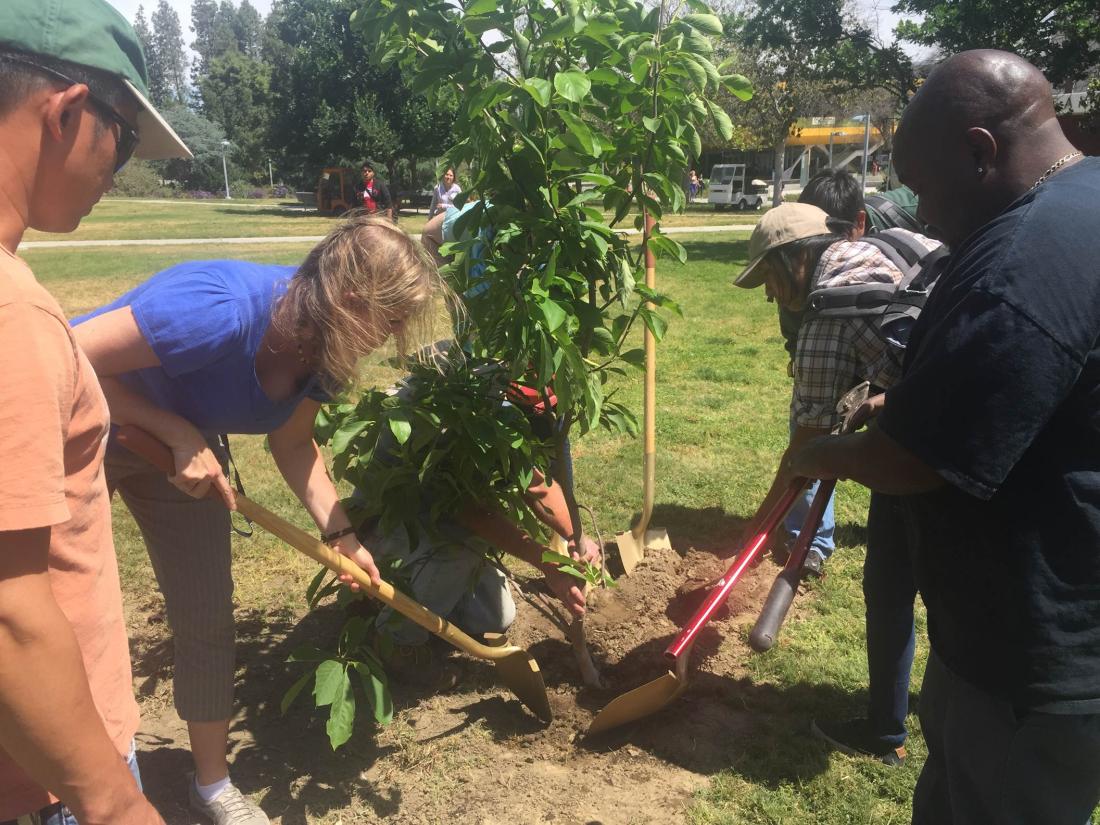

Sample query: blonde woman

[73,215,443,825]
[427,167,461,217]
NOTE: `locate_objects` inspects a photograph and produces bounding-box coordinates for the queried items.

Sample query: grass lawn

[24,195,932,823]
[19,198,757,244]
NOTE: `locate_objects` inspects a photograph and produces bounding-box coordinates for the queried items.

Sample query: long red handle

[664,479,809,661]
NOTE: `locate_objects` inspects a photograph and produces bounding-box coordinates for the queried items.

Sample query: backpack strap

[865,194,924,234]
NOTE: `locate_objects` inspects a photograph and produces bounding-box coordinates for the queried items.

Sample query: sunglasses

[4,56,139,172]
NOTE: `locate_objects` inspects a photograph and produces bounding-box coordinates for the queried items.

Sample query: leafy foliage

[150,106,231,191]
[294,0,747,750]
[894,0,1099,91]
[325,0,744,552]
[199,50,273,181]
[264,0,457,188]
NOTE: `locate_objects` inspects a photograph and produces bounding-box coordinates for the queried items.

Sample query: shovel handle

[664,478,809,661]
[748,478,836,652]
[114,425,511,661]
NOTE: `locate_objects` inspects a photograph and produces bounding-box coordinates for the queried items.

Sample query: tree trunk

[771,136,787,208]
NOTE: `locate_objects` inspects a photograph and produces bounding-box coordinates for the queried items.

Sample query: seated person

[353,376,595,647]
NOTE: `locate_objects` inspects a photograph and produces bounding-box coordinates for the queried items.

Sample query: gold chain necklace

[1031,151,1082,190]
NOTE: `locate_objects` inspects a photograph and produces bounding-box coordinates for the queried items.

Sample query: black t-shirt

[879,157,1100,712]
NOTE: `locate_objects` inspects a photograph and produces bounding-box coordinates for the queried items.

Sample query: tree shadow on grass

[635,503,751,558]
[678,238,751,264]
[133,603,413,824]
[212,207,330,220]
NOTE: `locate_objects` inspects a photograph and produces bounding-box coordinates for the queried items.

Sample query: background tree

[190,0,220,82]
[151,0,189,105]
[894,0,1099,92]
[265,0,456,188]
[199,49,273,181]
[234,0,266,59]
[133,5,155,74]
[151,106,232,191]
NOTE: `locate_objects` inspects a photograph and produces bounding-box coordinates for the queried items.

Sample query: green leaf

[707,100,734,142]
[541,550,573,566]
[326,671,356,750]
[721,73,753,101]
[352,661,393,724]
[642,115,659,133]
[639,307,669,342]
[566,172,613,186]
[678,58,707,90]
[465,0,496,15]
[682,13,723,36]
[649,235,688,263]
[388,415,412,445]
[620,348,646,367]
[330,418,368,456]
[280,670,313,716]
[558,110,599,156]
[313,659,345,707]
[554,69,591,103]
[521,78,551,107]
[537,299,568,331]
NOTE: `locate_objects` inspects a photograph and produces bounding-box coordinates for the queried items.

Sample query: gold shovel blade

[495,647,553,723]
[586,671,688,735]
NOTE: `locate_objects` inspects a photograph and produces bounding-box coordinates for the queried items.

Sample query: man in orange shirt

[0,2,190,824]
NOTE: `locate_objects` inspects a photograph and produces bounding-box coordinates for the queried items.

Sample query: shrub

[110,159,168,198]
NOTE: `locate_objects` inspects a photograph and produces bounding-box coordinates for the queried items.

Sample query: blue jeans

[783,478,837,559]
[30,741,142,825]
[864,493,916,748]
[782,417,836,559]
[914,652,1100,825]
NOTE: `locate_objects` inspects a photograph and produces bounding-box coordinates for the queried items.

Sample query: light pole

[827,130,844,168]
[221,139,231,200]
[852,114,871,191]
[267,158,274,190]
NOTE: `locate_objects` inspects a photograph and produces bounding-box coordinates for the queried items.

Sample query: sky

[105,0,927,56]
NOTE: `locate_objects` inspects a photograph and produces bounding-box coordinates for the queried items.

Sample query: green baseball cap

[0,0,191,160]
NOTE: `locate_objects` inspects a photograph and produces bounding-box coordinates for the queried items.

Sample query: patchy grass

[29,197,928,822]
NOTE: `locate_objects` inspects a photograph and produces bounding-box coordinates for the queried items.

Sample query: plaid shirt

[791,238,935,430]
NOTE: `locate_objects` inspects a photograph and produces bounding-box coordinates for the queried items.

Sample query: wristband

[320,525,357,544]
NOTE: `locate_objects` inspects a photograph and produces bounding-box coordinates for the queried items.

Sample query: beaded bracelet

[320,525,357,544]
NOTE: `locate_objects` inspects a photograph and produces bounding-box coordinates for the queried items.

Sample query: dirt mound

[131,540,796,824]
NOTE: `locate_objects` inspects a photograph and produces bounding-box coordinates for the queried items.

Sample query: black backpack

[804,229,950,352]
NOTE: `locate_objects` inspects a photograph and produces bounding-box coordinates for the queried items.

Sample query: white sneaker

[188,774,270,825]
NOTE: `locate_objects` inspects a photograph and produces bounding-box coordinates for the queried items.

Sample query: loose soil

[128,536,811,824]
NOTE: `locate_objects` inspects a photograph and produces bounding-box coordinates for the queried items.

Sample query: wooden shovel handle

[114,425,512,661]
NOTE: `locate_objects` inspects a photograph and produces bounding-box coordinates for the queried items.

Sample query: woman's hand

[167,428,236,509]
[329,533,382,589]
[544,566,587,618]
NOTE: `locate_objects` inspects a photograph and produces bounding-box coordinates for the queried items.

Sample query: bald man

[790,50,1100,824]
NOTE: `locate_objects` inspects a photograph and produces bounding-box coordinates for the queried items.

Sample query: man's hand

[167,426,235,509]
[568,534,601,566]
[544,566,587,618]
[846,392,886,431]
[330,533,382,589]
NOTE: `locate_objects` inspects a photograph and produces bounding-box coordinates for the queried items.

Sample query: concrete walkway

[18,222,755,251]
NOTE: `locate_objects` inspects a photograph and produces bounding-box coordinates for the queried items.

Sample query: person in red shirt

[359,161,394,221]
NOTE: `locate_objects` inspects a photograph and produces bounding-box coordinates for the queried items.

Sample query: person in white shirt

[428,167,461,217]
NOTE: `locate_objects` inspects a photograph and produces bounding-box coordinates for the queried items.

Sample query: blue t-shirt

[879,157,1100,712]
[74,260,326,435]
